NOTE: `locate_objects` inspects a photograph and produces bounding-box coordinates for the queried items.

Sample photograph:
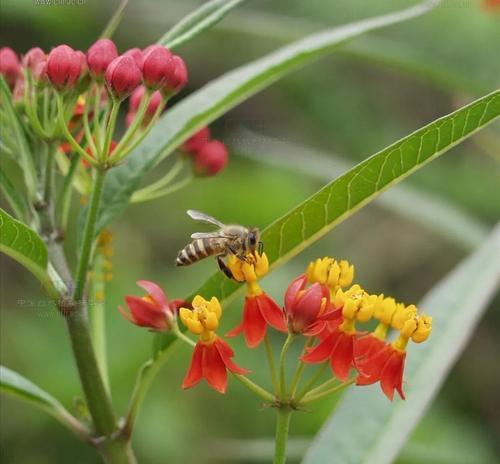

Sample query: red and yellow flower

[301,285,378,381]
[355,300,431,401]
[180,295,249,393]
[118,280,180,331]
[226,252,286,347]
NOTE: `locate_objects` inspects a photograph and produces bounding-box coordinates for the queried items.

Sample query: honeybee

[176,210,263,279]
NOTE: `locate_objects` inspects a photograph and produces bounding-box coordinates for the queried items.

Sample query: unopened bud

[46,45,82,90]
[193,140,228,176]
[87,39,118,78]
[105,55,142,99]
[142,45,174,90]
[0,47,21,89]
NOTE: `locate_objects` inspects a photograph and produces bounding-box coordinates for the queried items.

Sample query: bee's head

[246,228,260,253]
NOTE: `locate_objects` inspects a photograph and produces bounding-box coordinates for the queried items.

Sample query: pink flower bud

[183,127,210,153]
[127,86,163,126]
[123,48,143,70]
[105,55,142,99]
[142,45,174,89]
[22,47,45,70]
[22,47,48,85]
[162,55,188,95]
[87,39,118,78]
[0,47,21,89]
[193,140,228,176]
[46,45,82,90]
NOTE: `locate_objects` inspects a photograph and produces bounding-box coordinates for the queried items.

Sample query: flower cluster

[182,126,229,177]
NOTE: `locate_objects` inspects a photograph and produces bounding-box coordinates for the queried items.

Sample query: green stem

[299,379,354,404]
[301,376,338,399]
[278,333,295,400]
[99,439,137,464]
[233,374,275,403]
[57,152,81,232]
[107,90,152,164]
[295,363,328,402]
[131,156,184,198]
[273,408,292,464]
[101,99,120,163]
[288,338,313,397]
[130,174,193,203]
[83,88,98,157]
[73,168,105,302]
[89,253,110,392]
[264,334,279,394]
[56,95,99,168]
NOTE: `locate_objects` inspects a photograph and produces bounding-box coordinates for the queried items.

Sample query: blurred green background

[1,1,499,463]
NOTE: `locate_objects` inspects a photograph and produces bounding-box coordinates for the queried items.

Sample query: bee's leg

[228,245,249,263]
[217,256,234,280]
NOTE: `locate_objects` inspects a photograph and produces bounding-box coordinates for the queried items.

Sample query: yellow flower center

[179,295,223,343]
[306,257,354,293]
[226,252,269,296]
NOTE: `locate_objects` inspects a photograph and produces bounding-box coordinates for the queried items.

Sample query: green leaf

[0,366,89,441]
[302,224,500,464]
[232,130,489,250]
[0,207,57,298]
[0,164,29,221]
[0,77,38,202]
[158,0,248,50]
[99,0,129,39]
[153,90,499,354]
[97,0,441,234]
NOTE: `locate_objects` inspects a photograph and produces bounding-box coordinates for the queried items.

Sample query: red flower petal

[356,344,392,379]
[214,339,249,375]
[301,333,337,364]
[136,280,169,310]
[284,274,307,311]
[202,342,228,393]
[354,333,385,364]
[242,297,267,348]
[124,295,167,329]
[380,350,406,401]
[182,342,204,389]
[330,332,355,381]
[256,293,286,332]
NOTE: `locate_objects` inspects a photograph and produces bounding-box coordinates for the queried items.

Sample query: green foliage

[0,208,57,298]
[96,0,440,234]
[158,0,248,50]
[0,366,89,441]
[303,224,500,464]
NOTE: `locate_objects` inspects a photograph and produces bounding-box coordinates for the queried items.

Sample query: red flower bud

[141,45,174,89]
[183,127,210,153]
[105,55,142,99]
[87,39,118,78]
[162,55,187,95]
[284,274,339,335]
[22,47,45,70]
[0,47,21,89]
[46,45,82,90]
[193,140,228,176]
[126,87,163,127]
[123,48,143,70]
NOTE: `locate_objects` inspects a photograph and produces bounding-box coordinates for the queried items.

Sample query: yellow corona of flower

[179,295,222,343]
[306,257,354,295]
[226,252,269,295]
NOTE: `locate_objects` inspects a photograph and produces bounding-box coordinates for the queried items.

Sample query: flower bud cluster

[182,126,228,177]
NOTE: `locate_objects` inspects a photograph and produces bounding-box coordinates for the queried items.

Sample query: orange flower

[180,296,249,393]
[225,252,286,348]
[182,337,249,393]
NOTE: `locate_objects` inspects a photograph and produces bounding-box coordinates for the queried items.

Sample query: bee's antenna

[258,241,264,255]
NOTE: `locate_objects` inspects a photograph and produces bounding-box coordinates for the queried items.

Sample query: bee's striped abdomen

[176,238,219,266]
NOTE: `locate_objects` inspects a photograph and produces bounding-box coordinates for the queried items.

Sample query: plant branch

[273,407,292,464]
[278,333,295,400]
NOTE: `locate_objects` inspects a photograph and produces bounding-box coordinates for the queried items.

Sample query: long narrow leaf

[0,208,57,298]
[232,130,489,250]
[97,0,441,234]
[153,89,500,354]
[0,366,90,442]
[159,0,248,50]
[303,223,500,464]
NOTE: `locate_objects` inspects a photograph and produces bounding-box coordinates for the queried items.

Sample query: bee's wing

[187,209,226,228]
[190,232,233,239]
